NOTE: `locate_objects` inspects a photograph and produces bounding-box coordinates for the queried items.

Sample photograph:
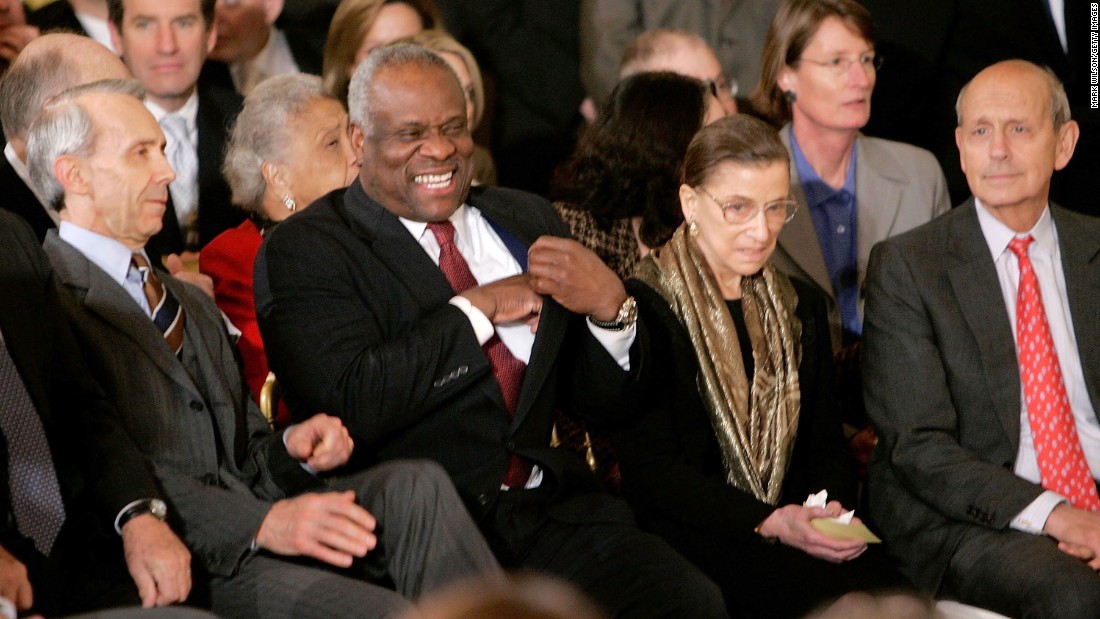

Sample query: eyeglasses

[705,76,739,101]
[798,53,883,77]
[696,186,798,226]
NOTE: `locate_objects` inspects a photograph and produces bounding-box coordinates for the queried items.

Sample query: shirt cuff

[281,425,318,475]
[1009,490,1066,534]
[449,295,494,345]
[585,320,635,370]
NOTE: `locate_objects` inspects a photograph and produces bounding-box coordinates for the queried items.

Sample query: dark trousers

[485,487,728,619]
[651,517,913,618]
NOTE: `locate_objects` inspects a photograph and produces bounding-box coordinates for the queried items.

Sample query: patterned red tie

[427,221,532,487]
[1010,236,1099,511]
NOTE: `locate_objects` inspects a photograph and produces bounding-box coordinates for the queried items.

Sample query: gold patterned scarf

[635,224,802,504]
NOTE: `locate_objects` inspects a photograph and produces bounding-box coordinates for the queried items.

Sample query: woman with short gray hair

[200,73,358,427]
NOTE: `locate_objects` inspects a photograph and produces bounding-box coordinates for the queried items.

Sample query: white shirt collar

[145,90,199,132]
[58,221,148,288]
[73,11,118,54]
[974,198,1058,262]
[399,203,473,246]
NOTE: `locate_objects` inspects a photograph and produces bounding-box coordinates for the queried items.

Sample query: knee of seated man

[1022,562,1100,617]
[364,459,454,505]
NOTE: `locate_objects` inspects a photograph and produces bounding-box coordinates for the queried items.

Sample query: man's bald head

[0,33,129,153]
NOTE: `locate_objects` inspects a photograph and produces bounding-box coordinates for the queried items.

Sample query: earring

[282,194,297,212]
[688,218,699,238]
[784,90,797,102]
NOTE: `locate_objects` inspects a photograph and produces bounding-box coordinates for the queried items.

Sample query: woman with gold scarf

[610,115,911,617]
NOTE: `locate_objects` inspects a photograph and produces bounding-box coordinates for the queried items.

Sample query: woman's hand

[756,503,867,563]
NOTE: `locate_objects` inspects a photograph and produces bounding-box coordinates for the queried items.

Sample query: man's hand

[528,236,626,321]
[0,544,32,611]
[1044,503,1100,570]
[757,503,867,563]
[460,274,542,327]
[285,414,354,472]
[165,253,214,299]
[255,491,376,568]
[120,515,192,607]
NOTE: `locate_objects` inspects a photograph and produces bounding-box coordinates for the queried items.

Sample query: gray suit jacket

[862,200,1100,593]
[43,231,313,578]
[771,125,950,346]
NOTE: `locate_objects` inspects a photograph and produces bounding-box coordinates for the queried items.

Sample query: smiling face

[680,160,790,297]
[354,62,473,222]
[74,93,176,248]
[111,0,216,112]
[352,2,423,69]
[275,97,358,214]
[955,61,1078,223]
[781,17,875,135]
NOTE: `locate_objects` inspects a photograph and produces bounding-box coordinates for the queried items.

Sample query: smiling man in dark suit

[864,60,1100,618]
[27,78,500,618]
[255,43,727,619]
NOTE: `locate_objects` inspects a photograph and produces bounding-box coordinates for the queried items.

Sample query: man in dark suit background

[0,32,129,244]
[108,0,244,258]
[0,210,193,616]
[255,43,727,618]
[27,79,500,618]
[864,60,1100,618]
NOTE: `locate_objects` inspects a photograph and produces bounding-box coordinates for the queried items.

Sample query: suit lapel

[777,125,834,297]
[471,192,568,427]
[854,134,906,292]
[43,234,204,403]
[1052,205,1100,416]
[945,201,1022,446]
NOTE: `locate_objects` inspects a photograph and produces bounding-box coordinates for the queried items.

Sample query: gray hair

[0,46,79,142]
[347,42,457,133]
[956,63,1071,130]
[223,73,333,211]
[26,79,146,210]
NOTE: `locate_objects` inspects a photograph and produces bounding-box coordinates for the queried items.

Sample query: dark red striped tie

[427,221,532,487]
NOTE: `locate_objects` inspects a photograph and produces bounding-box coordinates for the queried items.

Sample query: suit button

[507,440,516,450]
[202,473,219,486]
[477,493,490,506]
[190,401,204,412]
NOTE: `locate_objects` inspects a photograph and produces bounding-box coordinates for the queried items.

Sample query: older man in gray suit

[26,79,500,618]
[864,60,1100,618]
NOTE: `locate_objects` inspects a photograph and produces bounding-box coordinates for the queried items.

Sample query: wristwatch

[589,295,637,331]
[115,498,169,533]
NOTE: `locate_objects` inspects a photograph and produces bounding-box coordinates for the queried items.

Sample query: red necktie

[1010,236,1099,511]
[427,221,532,487]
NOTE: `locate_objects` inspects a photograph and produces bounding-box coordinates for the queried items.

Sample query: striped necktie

[0,338,66,555]
[131,253,186,355]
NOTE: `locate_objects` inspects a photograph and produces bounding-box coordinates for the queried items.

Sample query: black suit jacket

[863,200,1100,592]
[147,81,245,257]
[0,211,161,614]
[255,182,641,522]
[614,276,854,539]
[0,154,54,244]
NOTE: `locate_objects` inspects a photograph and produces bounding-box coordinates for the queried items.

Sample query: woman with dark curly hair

[551,71,724,280]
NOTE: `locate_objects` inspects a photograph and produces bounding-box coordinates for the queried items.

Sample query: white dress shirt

[73,11,118,54]
[975,200,1100,533]
[399,204,635,367]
